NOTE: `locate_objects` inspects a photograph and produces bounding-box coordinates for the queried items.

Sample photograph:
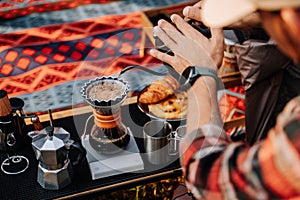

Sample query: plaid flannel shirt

[180,121,300,200]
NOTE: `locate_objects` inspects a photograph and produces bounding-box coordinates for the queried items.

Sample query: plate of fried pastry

[137,75,187,121]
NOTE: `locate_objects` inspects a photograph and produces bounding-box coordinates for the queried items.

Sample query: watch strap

[194,66,219,84]
[180,66,221,90]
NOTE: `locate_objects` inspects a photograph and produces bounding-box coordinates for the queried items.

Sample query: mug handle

[168,131,182,156]
[68,141,86,166]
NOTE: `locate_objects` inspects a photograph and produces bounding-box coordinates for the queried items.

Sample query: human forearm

[186,76,223,134]
[226,12,261,30]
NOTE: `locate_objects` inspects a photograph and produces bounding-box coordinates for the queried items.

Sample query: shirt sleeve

[180,124,300,199]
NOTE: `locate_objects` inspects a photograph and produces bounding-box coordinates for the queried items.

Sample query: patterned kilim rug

[0,0,192,113]
[0,0,185,33]
[0,0,118,20]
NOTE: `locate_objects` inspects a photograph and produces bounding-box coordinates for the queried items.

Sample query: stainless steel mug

[143,120,173,165]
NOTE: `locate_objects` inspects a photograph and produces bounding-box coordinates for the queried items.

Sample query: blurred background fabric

[0,0,192,113]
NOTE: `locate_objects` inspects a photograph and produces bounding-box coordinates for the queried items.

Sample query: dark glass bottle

[0,90,15,151]
[0,90,29,151]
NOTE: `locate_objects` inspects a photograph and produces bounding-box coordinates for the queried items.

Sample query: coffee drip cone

[81,76,130,154]
[81,76,129,114]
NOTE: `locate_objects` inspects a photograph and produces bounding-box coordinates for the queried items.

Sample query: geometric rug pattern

[0,0,118,19]
[0,0,187,34]
[0,0,193,113]
[0,12,159,98]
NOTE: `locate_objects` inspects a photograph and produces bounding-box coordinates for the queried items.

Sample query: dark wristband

[179,66,221,90]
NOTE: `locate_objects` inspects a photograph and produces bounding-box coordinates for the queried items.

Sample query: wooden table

[1,100,183,200]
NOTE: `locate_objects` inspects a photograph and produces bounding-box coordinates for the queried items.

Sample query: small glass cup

[169,125,187,155]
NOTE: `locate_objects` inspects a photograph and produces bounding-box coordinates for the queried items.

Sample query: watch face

[178,66,196,90]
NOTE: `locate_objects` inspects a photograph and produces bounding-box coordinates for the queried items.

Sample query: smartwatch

[179,66,221,90]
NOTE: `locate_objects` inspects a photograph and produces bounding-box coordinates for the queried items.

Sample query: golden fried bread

[139,76,179,104]
[148,91,187,119]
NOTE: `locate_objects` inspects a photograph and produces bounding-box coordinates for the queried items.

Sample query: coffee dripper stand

[0,90,42,175]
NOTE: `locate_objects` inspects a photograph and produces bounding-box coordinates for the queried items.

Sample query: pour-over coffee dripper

[81,76,131,154]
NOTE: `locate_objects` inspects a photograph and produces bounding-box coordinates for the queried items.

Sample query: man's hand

[183,1,261,29]
[150,14,224,74]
